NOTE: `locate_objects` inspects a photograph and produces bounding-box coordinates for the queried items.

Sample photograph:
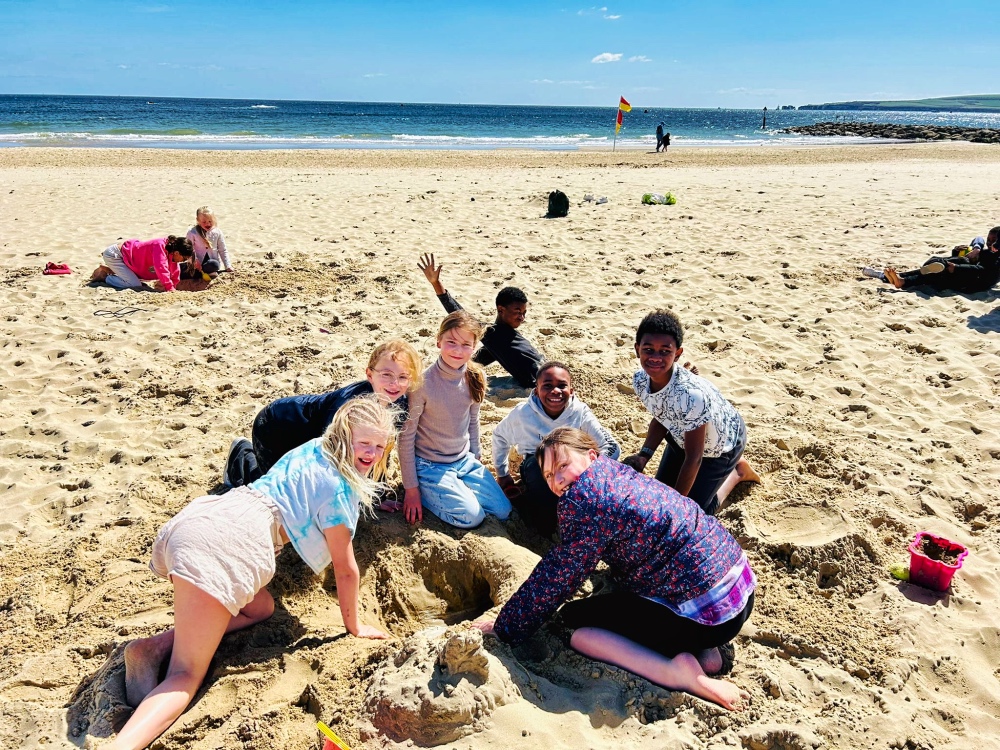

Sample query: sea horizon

[4,93,1000,151]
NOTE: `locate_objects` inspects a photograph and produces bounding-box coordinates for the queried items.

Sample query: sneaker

[861,266,886,281]
[596,196,608,205]
[920,261,946,275]
[223,437,251,487]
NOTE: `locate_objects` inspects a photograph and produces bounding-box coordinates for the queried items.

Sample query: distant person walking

[655,122,665,152]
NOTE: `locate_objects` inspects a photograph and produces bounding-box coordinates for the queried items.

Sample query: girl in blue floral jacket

[476,427,754,711]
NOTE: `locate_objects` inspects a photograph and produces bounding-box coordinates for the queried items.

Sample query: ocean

[3,94,1000,150]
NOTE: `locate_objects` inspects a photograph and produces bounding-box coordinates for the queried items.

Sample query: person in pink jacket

[98,236,194,291]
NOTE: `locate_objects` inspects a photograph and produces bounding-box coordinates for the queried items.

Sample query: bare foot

[696,647,723,674]
[735,458,761,485]
[123,633,173,707]
[673,652,749,711]
[683,361,700,376]
[884,267,904,289]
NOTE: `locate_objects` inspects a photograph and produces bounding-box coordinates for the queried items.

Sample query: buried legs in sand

[569,628,749,710]
[108,579,274,750]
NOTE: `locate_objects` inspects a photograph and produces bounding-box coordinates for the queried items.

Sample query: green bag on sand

[642,192,677,205]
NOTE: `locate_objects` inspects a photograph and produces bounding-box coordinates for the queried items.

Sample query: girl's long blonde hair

[438,310,487,403]
[320,395,399,513]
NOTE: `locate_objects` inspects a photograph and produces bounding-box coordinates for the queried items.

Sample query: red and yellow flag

[615,109,624,134]
[618,96,631,112]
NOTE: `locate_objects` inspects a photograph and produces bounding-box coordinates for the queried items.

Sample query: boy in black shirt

[418,253,544,388]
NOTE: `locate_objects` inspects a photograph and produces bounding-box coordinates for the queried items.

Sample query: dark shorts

[655,425,746,515]
[559,590,754,658]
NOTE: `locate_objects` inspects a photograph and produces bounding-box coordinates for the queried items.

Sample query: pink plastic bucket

[907,532,968,591]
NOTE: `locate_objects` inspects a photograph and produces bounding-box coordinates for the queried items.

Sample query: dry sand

[1,143,999,750]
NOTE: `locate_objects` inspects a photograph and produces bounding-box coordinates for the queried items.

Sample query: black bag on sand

[547,190,569,218]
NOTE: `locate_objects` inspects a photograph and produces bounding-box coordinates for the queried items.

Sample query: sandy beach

[1,143,999,750]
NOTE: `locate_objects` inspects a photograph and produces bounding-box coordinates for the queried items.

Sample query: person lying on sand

[418,252,544,388]
[103,397,394,750]
[621,310,760,515]
[863,226,1000,293]
[223,340,421,493]
[476,427,753,711]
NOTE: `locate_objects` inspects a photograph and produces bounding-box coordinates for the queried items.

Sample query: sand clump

[363,628,519,744]
[1,144,1000,750]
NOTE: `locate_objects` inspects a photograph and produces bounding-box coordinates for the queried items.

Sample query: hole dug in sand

[361,628,519,746]
[359,522,539,634]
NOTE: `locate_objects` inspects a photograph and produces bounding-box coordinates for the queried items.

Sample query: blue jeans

[415,453,512,529]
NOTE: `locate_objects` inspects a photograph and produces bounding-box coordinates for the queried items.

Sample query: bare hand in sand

[418,253,446,295]
[403,487,423,525]
[354,624,390,640]
[378,498,403,513]
[471,619,495,636]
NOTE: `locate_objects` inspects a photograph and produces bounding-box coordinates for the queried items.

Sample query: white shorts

[150,486,283,616]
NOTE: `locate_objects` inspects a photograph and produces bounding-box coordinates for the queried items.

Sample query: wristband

[638,446,655,459]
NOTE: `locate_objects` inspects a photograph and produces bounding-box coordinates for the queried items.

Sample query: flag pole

[613,96,629,152]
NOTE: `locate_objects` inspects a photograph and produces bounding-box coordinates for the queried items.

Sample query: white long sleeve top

[491,393,620,477]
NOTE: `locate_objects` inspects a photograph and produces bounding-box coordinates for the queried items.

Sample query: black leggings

[509,454,560,537]
[559,591,754,658]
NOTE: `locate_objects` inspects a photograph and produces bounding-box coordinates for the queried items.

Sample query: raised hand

[418,253,446,294]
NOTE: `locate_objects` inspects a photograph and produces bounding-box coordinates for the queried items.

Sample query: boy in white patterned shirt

[622,310,759,514]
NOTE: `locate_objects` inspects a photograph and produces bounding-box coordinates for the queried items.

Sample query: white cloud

[591,52,622,64]
[363,73,387,78]
[629,55,651,63]
[532,79,594,87]
[118,64,130,69]
[578,6,617,18]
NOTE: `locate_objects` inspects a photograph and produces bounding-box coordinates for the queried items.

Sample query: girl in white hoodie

[492,361,620,536]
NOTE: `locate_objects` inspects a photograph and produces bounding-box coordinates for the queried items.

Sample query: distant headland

[796,94,1000,112]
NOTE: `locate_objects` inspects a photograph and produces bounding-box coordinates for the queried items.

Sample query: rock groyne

[784,121,1000,143]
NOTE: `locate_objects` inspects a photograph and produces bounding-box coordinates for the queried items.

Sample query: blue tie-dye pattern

[251,437,358,574]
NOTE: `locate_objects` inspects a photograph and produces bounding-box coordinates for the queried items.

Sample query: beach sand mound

[363,628,519,745]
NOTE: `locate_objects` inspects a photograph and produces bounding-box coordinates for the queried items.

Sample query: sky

[2,0,999,107]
